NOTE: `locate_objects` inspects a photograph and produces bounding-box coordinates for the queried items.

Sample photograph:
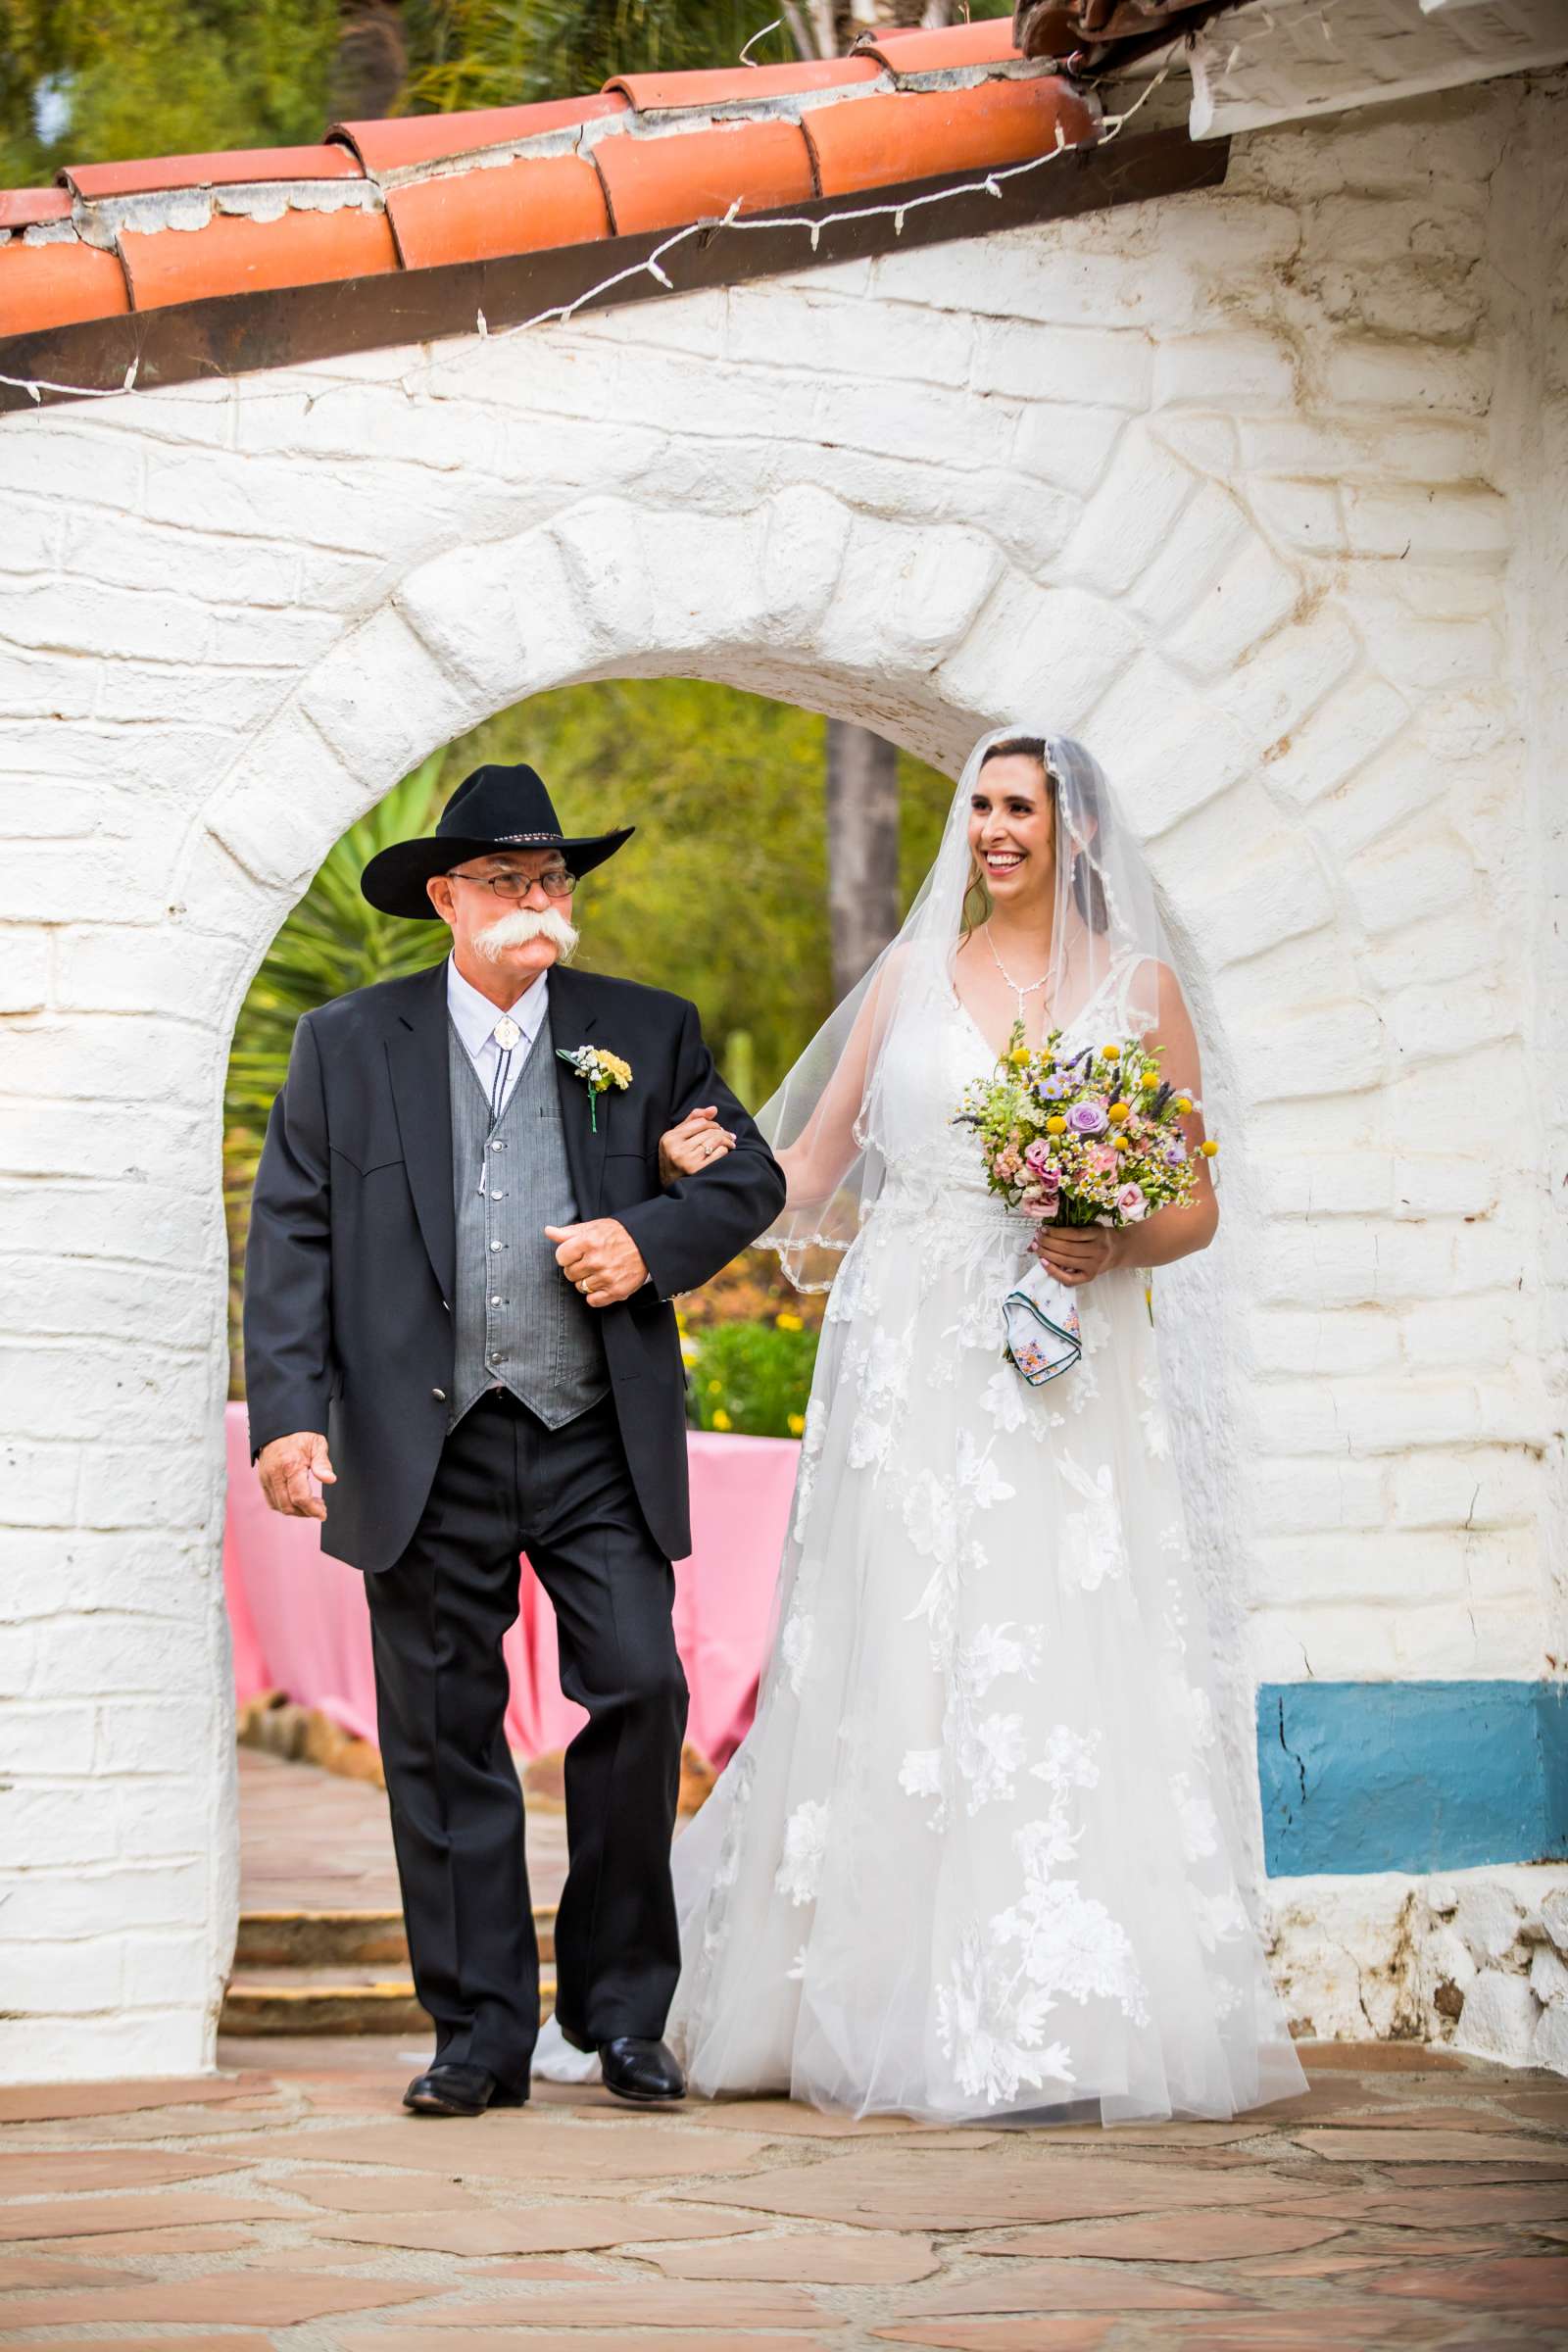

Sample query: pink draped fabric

[222,1404,797,1766]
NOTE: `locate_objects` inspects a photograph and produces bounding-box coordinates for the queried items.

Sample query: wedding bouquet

[955,1022,1214,1385]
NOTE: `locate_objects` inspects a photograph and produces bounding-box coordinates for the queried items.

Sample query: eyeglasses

[445,865,577,902]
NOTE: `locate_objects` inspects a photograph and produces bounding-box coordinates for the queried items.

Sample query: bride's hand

[660,1105,737,1186]
[1036,1223,1122,1287]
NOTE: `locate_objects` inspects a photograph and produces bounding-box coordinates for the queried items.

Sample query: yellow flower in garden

[787,1412,806,1437]
[711,1408,732,1431]
[680,1338,699,1368]
[775,1310,804,1332]
[1200,1138,1219,1157]
[1107,1102,1130,1124]
[1046,1115,1067,1136]
[707,1377,722,1395]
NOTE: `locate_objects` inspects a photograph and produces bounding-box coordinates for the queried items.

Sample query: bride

[560,727,1305,2125]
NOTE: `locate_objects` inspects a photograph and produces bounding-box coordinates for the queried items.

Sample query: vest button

[431,1387,446,1402]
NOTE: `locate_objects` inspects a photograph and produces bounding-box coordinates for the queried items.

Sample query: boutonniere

[557,1044,632,1131]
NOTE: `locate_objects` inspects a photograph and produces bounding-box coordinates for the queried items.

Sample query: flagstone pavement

[5,1753,1562,2347]
[2,2029,1565,2345]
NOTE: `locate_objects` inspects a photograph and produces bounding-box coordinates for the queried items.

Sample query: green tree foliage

[446,676,952,1106]
[400,1,793,115]
[224,752,451,1184]
[0,0,339,184]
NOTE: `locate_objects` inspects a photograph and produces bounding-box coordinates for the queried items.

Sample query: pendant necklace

[984,924,1052,1033]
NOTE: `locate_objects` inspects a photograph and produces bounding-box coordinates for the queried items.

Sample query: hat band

[488,830,564,844]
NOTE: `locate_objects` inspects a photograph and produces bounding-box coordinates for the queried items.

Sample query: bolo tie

[478,1014,522,1194]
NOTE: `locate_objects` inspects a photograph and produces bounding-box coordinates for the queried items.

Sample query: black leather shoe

[403,2062,528,2116]
[598,2035,686,2105]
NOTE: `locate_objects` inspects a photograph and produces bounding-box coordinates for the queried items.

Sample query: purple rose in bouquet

[1066,1098,1108,1137]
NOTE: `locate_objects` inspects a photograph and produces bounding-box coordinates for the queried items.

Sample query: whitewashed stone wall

[0,72,1563,2081]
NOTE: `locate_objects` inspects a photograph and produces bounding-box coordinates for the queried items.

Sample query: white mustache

[474,906,579,964]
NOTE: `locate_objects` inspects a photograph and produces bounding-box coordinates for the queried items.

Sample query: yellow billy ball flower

[1175,1096,1193,1114]
[1140,1069,1158,1090]
[1007,1047,1030,1069]
[1046,1114,1068,1136]
[1102,1042,1120,1058]
[1107,1102,1131,1124]
[1200,1138,1220,1157]
[711,1408,732,1431]
[1114,1131,1133,1151]
[787,1412,805,1438]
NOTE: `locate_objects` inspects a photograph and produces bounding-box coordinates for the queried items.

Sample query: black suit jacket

[242,959,786,1571]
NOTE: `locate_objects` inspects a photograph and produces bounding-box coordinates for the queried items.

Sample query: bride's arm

[1119,960,1218,1269]
[773,954,903,1211]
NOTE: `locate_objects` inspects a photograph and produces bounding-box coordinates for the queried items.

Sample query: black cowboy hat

[360,763,634,920]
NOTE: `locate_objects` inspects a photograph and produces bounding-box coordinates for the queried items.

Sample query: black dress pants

[363,1388,688,2092]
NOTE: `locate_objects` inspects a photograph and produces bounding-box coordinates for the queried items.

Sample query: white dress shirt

[446,956,550,1121]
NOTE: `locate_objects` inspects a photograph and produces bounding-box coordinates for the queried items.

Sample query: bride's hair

[961,733,1110,940]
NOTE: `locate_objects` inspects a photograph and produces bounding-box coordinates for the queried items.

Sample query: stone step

[234,1906,557,1969]
[220,1969,558,2037]
[224,1904,560,2035]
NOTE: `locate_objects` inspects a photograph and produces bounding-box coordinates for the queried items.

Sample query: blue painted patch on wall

[1257,1680,1568,1878]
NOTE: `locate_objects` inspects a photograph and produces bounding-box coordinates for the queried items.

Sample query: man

[243,762,784,2117]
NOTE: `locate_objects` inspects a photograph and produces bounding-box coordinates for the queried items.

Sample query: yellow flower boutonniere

[557,1044,632,1132]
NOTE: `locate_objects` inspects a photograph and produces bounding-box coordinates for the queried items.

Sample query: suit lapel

[550,967,607,1220]
[386,960,457,1305]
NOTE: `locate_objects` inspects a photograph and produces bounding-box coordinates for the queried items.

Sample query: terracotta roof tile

[806,76,1097,198]
[855,19,1025,75]
[63,145,365,200]
[594,118,817,238]
[0,188,74,229]
[604,57,883,112]
[119,204,398,311]
[335,94,628,177]
[388,154,611,271]
[0,237,130,334]
[0,52,1104,360]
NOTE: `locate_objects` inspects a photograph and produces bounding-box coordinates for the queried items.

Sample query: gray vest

[448,1011,609,1431]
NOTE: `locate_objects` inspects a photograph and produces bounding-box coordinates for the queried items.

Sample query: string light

[739,18,785,66]
[498,57,1172,348]
[0,56,1174,415]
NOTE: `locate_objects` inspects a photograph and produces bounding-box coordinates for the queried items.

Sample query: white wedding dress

[662,948,1306,2123]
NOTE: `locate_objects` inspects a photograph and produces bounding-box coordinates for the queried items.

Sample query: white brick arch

[3,77,1560,2078]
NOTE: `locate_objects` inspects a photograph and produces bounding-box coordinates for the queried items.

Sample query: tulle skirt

[664,1186,1306,2124]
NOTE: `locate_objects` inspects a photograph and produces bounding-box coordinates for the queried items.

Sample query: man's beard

[473,906,579,966]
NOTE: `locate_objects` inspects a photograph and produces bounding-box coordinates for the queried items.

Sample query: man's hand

[1035,1223,1123,1289]
[545,1217,650,1308]
[257,1432,336,1520]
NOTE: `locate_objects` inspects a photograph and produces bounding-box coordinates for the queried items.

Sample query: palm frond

[224,751,452,1147]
